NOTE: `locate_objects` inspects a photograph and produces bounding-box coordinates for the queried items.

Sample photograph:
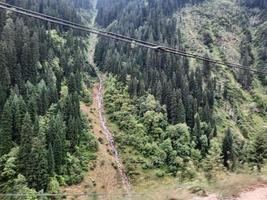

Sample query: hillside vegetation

[0,0,98,198]
[0,0,266,198]
[95,0,267,188]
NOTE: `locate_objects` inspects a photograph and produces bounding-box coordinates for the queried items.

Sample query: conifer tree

[28,138,49,191]
[38,83,49,116]
[202,53,212,77]
[186,95,195,129]
[12,94,27,143]
[0,9,5,34]
[222,128,234,169]
[29,33,39,84]
[18,113,33,179]
[47,143,55,176]
[0,43,10,112]
[47,113,66,173]
[2,19,17,85]
[251,130,267,172]
[67,117,79,152]
[155,81,163,103]
[0,101,13,156]
[177,98,186,123]
[193,113,201,149]
[68,73,77,94]
[170,90,179,124]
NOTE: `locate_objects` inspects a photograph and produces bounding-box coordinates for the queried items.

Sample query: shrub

[155,170,165,178]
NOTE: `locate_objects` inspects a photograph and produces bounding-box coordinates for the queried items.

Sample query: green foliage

[27,137,49,191]
[48,143,55,176]
[155,170,165,178]
[0,0,96,194]
[63,153,84,184]
[0,147,37,199]
[47,177,60,200]
[222,128,234,169]
[18,113,33,180]
[47,112,66,174]
[105,76,200,177]
[248,129,267,171]
[12,174,38,200]
[0,100,13,156]
[0,43,10,113]
[0,148,19,193]
[47,177,59,192]
[203,142,223,181]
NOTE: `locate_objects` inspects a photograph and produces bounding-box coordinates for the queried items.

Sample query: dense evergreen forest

[0,0,98,197]
[0,0,266,198]
[95,0,267,181]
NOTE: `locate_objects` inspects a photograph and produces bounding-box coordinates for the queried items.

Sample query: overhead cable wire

[0,2,266,75]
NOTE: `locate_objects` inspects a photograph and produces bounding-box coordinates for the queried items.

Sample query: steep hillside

[0,0,98,197]
[177,0,267,137]
[94,0,267,192]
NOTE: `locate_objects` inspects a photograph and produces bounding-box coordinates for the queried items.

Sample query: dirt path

[63,97,123,199]
[96,75,131,193]
[237,186,267,200]
[63,79,131,200]
[80,89,123,195]
[193,185,267,200]
[63,1,131,197]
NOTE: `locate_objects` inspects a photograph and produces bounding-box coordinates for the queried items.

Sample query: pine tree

[155,80,163,103]
[0,101,13,156]
[222,128,234,169]
[223,83,228,100]
[68,73,77,94]
[170,90,179,124]
[15,18,25,64]
[137,80,145,96]
[251,131,267,172]
[128,77,138,97]
[195,68,203,106]
[22,41,32,81]
[193,113,202,150]
[33,115,40,136]
[27,95,38,121]
[0,43,10,112]
[47,143,55,176]
[239,37,253,90]
[186,95,195,129]
[47,113,66,174]
[202,100,211,123]
[12,94,27,143]
[28,33,39,84]
[38,83,49,116]
[177,98,186,124]
[67,117,80,152]
[0,9,6,34]
[14,63,23,91]
[72,92,81,119]
[2,19,17,86]
[207,78,215,107]
[28,137,49,191]
[18,113,33,178]
[202,53,212,77]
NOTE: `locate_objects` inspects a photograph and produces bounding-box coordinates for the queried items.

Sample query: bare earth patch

[193,184,267,200]
[62,86,123,200]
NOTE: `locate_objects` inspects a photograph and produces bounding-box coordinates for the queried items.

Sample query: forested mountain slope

[95,0,267,186]
[0,0,98,197]
[0,0,266,198]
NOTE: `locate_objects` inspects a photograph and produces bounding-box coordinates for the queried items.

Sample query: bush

[155,170,165,178]
[81,88,92,105]
[47,177,60,194]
